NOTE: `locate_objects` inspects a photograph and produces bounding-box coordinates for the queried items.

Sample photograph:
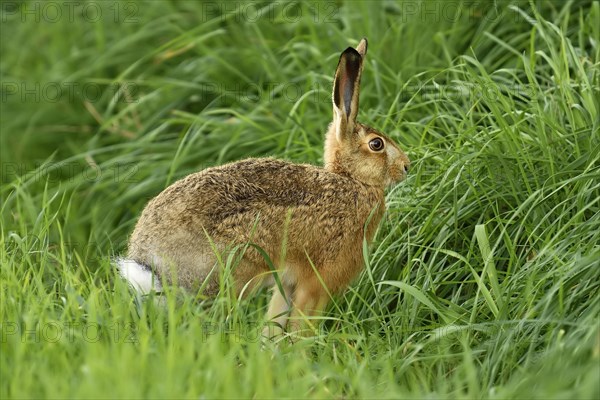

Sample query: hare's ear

[356,37,368,58]
[332,44,365,142]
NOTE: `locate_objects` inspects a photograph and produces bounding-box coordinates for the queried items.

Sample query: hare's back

[144,158,375,230]
[187,158,359,211]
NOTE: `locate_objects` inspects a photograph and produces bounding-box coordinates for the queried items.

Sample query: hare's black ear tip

[342,47,361,57]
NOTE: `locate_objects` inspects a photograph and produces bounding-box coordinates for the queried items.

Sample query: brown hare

[117,38,410,337]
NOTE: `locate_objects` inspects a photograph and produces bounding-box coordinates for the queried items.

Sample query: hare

[117,38,410,336]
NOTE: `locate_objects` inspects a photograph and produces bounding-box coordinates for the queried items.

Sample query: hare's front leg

[287,279,330,337]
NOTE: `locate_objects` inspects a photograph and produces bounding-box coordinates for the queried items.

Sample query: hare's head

[324,38,410,188]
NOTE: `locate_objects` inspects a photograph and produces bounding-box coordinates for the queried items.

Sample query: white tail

[116,258,162,293]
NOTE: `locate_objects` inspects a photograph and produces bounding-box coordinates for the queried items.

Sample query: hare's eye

[369,138,384,152]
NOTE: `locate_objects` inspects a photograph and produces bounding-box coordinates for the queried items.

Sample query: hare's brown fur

[129,157,385,295]
[125,38,410,335]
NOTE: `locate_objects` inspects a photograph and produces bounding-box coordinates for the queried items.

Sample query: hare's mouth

[387,166,408,186]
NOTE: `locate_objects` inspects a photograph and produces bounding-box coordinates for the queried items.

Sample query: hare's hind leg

[262,283,294,338]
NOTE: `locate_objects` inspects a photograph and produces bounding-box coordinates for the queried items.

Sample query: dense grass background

[1,0,599,398]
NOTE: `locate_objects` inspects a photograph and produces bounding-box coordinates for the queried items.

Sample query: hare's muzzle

[386,146,410,186]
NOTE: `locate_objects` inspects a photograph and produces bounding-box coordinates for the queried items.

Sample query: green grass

[1,0,599,398]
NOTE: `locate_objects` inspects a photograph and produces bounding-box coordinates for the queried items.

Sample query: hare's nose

[403,163,410,173]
